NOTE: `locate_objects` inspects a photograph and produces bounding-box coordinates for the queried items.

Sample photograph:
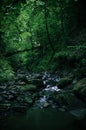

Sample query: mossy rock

[20,84,37,91]
[73,78,86,102]
[43,102,50,108]
[20,76,44,88]
[27,79,44,88]
[52,91,85,109]
[57,77,73,88]
[0,103,11,110]
[24,96,34,104]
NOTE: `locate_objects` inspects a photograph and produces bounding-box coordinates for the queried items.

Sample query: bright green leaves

[0,58,15,82]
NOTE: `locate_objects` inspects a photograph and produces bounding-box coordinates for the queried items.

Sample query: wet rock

[0,96,3,102]
[0,103,11,110]
[69,108,86,118]
[0,86,7,90]
[73,78,86,102]
[17,76,29,84]
[8,94,14,100]
[16,81,26,85]
[16,92,36,106]
[25,96,33,104]
[2,91,7,94]
[52,91,85,110]
[57,77,73,88]
[32,73,43,79]
[43,79,56,86]
[17,74,44,88]
[11,105,27,113]
[43,102,49,108]
[17,96,24,102]
[19,84,37,91]
[27,79,44,88]
[9,90,17,95]
[7,80,15,86]
[3,94,8,98]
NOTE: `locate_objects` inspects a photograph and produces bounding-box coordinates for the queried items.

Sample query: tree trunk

[44,1,55,53]
[59,0,65,44]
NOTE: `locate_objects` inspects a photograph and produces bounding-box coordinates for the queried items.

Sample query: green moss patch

[57,77,73,88]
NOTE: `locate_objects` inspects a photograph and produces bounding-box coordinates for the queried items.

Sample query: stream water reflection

[0,108,80,130]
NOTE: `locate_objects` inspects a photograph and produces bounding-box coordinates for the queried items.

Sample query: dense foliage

[0,0,86,81]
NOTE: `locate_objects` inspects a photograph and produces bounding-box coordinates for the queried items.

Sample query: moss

[57,77,73,88]
[73,78,86,101]
[25,79,44,88]
[20,84,37,91]
[52,91,85,109]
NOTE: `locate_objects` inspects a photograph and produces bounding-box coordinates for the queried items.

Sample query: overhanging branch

[3,46,40,57]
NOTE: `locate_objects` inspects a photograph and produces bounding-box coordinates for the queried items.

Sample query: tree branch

[3,47,39,57]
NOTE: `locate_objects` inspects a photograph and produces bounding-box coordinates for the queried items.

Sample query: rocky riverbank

[0,70,86,121]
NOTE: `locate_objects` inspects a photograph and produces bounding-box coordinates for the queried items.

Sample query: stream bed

[0,71,86,130]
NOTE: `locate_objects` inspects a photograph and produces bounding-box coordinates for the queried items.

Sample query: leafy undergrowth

[0,58,15,83]
[53,47,86,78]
[31,28,86,80]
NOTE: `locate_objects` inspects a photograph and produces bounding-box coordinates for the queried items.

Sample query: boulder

[24,96,33,104]
[20,84,37,91]
[27,79,44,88]
[0,96,3,102]
[57,77,73,88]
[19,75,44,88]
[43,102,49,108]
[52,91,85,110]
[0,103,11,110]
[11,105,27,113]
[73,78,86,102]
[8,94,14,100]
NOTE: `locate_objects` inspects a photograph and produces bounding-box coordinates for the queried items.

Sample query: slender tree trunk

[28,23,34,59]
[44,1,55,53]
[59,0,66,44]
[60,1,64,35]
[29,25,34,52]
